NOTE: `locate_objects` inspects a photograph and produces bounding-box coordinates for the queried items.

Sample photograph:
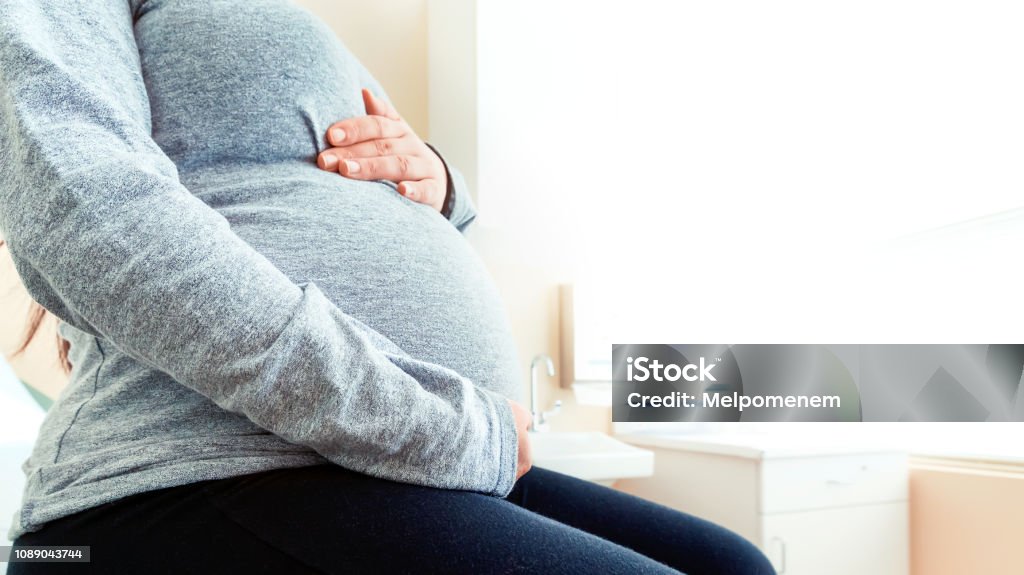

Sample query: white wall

[443,0,1024,363]
[0,358,46,548]
[471,0,1024,250]
[426,0,1024,431]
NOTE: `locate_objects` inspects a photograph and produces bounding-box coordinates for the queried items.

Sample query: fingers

[327,114,406,147]
[362,88,400,121]
[318,89,446,212]
[325,89,403,146]
[319,137,419,165]
[398,178,445,209]
[334,154,435,183]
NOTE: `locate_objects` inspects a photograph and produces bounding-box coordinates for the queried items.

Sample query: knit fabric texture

[0,0,522,539]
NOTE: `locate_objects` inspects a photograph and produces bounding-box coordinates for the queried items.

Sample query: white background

[473,0,1024,345]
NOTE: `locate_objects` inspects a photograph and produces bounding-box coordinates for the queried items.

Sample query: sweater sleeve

[0,0,517,496]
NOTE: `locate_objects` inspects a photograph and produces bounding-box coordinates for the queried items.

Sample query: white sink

[530,432,655,485]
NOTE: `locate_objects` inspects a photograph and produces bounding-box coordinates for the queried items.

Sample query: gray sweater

[0,0,522,540]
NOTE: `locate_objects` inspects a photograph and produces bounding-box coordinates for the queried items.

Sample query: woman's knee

[679,518,777,575]
[509,468,774,574]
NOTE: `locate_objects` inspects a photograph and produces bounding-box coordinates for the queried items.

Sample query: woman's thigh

[11,464,679,575]
[508,467,776,575]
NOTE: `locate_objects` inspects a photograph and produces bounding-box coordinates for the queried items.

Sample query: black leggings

[10,465,774,575]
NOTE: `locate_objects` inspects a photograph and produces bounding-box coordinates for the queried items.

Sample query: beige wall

[910,458,1024,575]
[469,229,611,433]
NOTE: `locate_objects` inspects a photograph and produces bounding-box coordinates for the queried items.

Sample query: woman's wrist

[424,142,456,219]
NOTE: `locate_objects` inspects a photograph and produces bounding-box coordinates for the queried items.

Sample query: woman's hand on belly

[508,399,534,480]
[316,89,447,213]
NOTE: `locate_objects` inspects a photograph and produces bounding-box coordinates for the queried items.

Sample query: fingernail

[319,154,338,171]
[329,128,346,145]
[403,185,417,200]
[344,160,360,174]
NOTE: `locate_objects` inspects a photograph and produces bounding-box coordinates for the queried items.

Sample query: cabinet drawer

[760,453,907,513]
[761,502,909,575]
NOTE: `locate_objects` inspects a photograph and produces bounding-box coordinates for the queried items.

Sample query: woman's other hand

[507,399,533,481]
[318,89,447,213]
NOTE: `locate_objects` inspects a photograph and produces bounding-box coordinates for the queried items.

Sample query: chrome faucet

[530,354,561,432]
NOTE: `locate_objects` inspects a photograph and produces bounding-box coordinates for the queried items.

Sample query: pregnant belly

[134,0,521,396]
[182,166,522,399]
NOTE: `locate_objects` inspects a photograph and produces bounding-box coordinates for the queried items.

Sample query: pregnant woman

[0,1,773,573]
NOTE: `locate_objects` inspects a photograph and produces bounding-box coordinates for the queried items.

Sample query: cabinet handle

[768,536,787,574]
